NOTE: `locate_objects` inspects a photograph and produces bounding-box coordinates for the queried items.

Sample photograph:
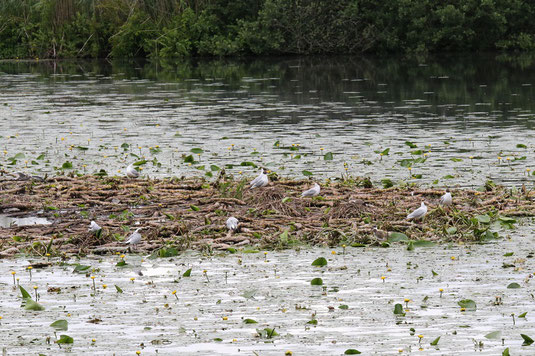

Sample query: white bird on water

[126,164,140,178]
[249,169,268,189]
[123,228,143,246]
[407,202,427,221]
[88,221,101,232]
[439,191,452,206]
[226,217,239,231]
[301,182,320,197]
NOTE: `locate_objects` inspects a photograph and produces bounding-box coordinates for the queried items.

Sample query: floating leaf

[405,141,417,148]
[475,214,491,223]
[183,155,194,163]
[446,227,457,234]
[114,285,123,293]
[116,260,127,267]
[24,299,45,311]
[210,165,220,172]
[485,331,502,340]
[516,143,527,148]
[61,161,73,169]
[338,305,349,310]
[388,232,408,242]
[19,285,32,300]
[503,252,514,257]
[458,299,477,310]
[310,278,323,286]
[519,312,528,318]
[393,303,405,315]
[183,268,192,277]
[243,319,258,324]
[502,348,510,356]
[381,179,394,188]
[443,174,455,179]
[302,170,313,176]
[240,161,257,168]
[507,282,521,289]
[344,350,361,355]
[324,152,334,160]
[73,264,91,273]
[521,334,534,346]
[190,205,200,211]
[450,158,463,162]
[256,328,279,339]
[430,336,441,345]
[50,320,68,331]
[56,335,73,344]
[190,148,204,154]
[311,257,328,267]
[307,319,318,325]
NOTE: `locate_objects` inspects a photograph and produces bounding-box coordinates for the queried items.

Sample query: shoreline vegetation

[1,173,533,257]
[0,1,534,60]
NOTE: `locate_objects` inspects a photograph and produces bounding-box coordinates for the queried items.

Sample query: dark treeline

[0,0,534,59]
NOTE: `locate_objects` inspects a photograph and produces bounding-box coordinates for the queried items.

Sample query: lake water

[1,54,535,188]
[0,223,534,355]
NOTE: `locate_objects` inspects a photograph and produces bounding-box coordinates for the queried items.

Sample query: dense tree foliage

[0,0,534,59]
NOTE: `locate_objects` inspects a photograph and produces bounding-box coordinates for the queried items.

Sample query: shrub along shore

[0,174,533,257]
[0,1,534,60]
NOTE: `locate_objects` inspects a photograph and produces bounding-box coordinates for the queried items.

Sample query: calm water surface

[1,54,535,188]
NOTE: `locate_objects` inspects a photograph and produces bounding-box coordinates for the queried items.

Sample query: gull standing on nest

[123,228,143,248]
[249,168,268,189]
[407,202,427,221]
[301,182,320,197]
[89,221,101,233]
[226,217,239,232]
[126,163,140,178]
[439,191,452,206]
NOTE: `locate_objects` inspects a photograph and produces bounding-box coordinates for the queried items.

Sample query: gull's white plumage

[89,221,101,232]
[249,169,268,189]
[407,202,427,220]
[301,183,320,197]
[123,228,142,245]
[226,217,239,231]
[126,164,140,178]
[439,192,452,206]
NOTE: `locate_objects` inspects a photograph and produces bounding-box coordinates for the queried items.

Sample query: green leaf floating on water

[393,303,405,315]
[116,260,127,267]
[183,268,192,277]
[50,320,68,331]
[458,299,477,310]
[344,350,362,355]
[73,264,91,273]
[56,335,73,344]
[388,232,408,242]
[521,334,534,346]
[519,312,528,318]
[190,148,204,154]
[19,285,32,299]
[507,282,521,289]
[339,305,349,310]
[61,161,73,169]
[310,278,323,286]
[475,214,491,223]
[311,257,328,267]
[24,299,45,311]
[323,152,333,160]
[302,170,313,176]
[430,336,441,345]
[256,328,278,339]
[243,319,258,324]
[307,319,318,325]
[115,285,123,293]
[503,252,514,257]
[485,331,502,339]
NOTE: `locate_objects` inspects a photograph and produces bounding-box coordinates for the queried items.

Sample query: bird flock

[88,166,454,247]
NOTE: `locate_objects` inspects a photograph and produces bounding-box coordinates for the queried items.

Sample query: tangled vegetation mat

[1,173,534,257]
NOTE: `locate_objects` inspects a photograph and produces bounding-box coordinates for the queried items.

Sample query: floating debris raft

[0,174,534,256]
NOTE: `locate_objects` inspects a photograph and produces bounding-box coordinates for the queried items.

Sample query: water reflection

[0,54,534,187]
